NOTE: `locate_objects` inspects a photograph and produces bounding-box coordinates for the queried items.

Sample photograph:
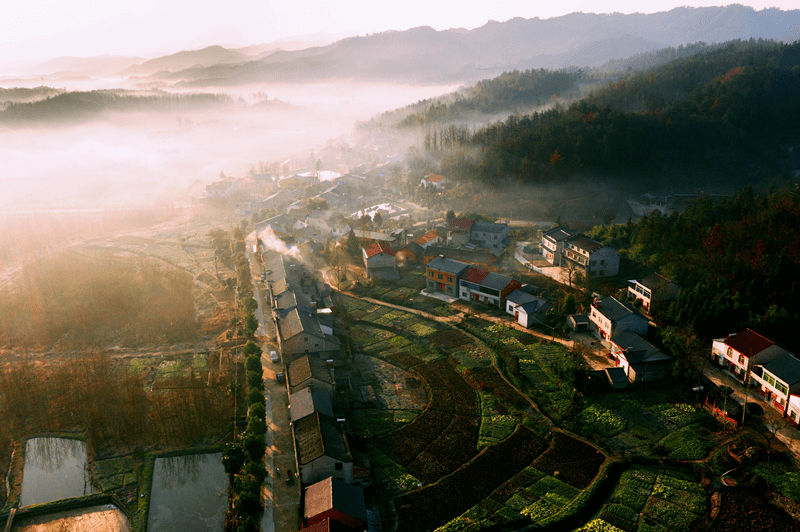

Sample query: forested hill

[429,39,800,189]
[373,69,579,127]
[588,185,800,357]
[0,90,232,124]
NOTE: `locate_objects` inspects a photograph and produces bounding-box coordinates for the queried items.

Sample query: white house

[710,329,788,381]
[750,353,800,417]
[589,296,648,344]
[541,227,574,266]
[420,173,451,189]
[362,242,398,280]
[562,235,619,277]
[628,273,681,312]
[505,289,550,328]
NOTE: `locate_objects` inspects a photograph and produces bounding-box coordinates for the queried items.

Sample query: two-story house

[628,273,681,313]
[446,219,474,247]
[589,296,648,344]
[362,242,397,279]
[414,230,443,249]
[470,221,510,254]
[710,329,788,381]
[425,256,469,297]
[751,354,800,417]
[540,227,574,266]
[458,267,522,309]
[562,235,619,277]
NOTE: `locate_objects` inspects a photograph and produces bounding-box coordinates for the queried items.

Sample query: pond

[147,452,227,532]
[20,438,94,507]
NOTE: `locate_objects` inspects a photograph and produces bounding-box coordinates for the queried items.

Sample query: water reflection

[20,438,94,507]
[147,453,227,532]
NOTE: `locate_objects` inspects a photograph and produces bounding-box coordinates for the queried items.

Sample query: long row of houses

[258,248,374,531]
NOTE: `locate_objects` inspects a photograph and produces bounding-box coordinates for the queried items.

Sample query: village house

[395,242,423,266]
[750,354,800,418]
[710,329,790,382]
[278,309,342,364]
[420,173,451,190]
[287,356,335,396]
[362,242,398,280]
[414,230,443,249]
[470,221,510,254]
[458,267,522,309]
[589,296,648,343]
[294,413,353,485]
[608,330,673,383]
[446,219,474,247]
[425,256,469,297]
[351,229,399,249]
[628,273,681,312]
[561,234,619,277]
[302,477,366,530]
[205,177,244,199]
[505,289,551,328]
[540,227,574,266]
[290,387,335,424]
[256,213,306,241]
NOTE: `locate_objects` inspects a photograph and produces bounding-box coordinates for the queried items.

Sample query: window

[600,260,605,265]
[438,273,443,280]
[428,270,433,277]
[738,355,744,364]
[792,411,797,421]
[726,347,732,358]
[334,462,343,471]
[304,337,308,342]
[447,276,452,282]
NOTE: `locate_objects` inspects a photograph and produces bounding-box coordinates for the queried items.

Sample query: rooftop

[363,241,396,258]
[724,329,775,358]
[304,477,366,523]
[542,227,575,242]
[294,413,352,465]
[763,354,800,386]
[290,387,334,422]
[426,256,470,276]
[463,266,490,284]
[610,331,672,365]
[424,173,447,183]
[566,235,605,253]
[637,272,679,291]
[288,355,333,387]
[595,296,645,323]
[448,218,474,232]
[472,221,507,233]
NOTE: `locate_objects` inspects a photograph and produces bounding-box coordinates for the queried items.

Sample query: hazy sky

[2,1,797,64]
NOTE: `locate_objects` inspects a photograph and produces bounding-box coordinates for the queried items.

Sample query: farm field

[350,268,461,317]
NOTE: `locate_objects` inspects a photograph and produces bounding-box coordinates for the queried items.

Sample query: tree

[244,313,259,337]
[245,354,261,372]
[222,442,245,479]
[345,230,361,259]
[242,432,266,461]
[372,212,383,229]
[563,294,577,315]
[242,341,261,358]
[445,210,456,223]
[246,370,264,391]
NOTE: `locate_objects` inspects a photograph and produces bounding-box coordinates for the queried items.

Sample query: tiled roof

[610,331,672,364]
[294,413,352,465]
[542,227,575,241]
[423,245,495,264]
[279,307,325,342]
[290,387,334,422]
[596,296,644,323]
[401,242,424,255]
[415,231,440,245]
[363,241,396,258]
[472,221,507,234]
[637,272,677,291]
[425,174,446,183]
[724,329,774,358]
[288,356,333,387]
[426,256,469,276]
[463,267,490,284]
[300,518,363,532]
[481,272,517,292]
[448,218,474,232]
[763,354,800,386]
[304,477,366,523]
[506,289,538,306]
[566,235,604,253]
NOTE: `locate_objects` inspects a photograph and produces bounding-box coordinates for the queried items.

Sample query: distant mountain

[150,5,800,87]
[35,54,146,76]
[123,45,252,76]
